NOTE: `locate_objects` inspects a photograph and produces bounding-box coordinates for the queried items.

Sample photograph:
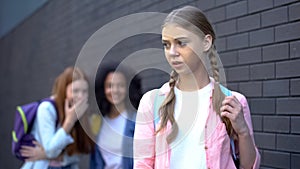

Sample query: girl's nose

[169,45,179,56]
[77,92,83,99]
[111,85,118,93]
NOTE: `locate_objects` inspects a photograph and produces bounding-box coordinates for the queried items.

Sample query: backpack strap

[219,84,232,97]
[153,90,165,131]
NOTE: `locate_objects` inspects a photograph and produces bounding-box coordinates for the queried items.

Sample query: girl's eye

[178,41,187,47]
[117,83,125,88]
[162,42,170,49]
[105,83,112,89]
[73,89,79,94]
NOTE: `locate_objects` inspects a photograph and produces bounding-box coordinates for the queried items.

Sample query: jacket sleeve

[134,91,156,169]
[36,102,74,158]
[234,92,261,169]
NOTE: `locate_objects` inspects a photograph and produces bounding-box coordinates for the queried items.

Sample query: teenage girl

[134,6,260,169]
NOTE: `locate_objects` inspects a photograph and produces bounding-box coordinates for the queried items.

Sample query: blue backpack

[11,98,57,161]
[153,85,239,167]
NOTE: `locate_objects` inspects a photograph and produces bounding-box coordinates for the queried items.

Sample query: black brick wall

[0,0,299,168]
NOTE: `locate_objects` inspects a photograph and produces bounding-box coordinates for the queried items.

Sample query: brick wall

[211,1,300,168]
[0,0,299,168]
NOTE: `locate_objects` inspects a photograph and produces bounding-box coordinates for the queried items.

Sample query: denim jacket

[89,112,136,169]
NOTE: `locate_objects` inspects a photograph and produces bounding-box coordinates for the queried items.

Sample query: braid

[157,70,179,143]
[208,46,235,138]
[208,45,220,82]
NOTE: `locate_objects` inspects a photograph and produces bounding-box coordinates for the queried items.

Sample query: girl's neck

[177,69,210,91]
[108,103,126,119]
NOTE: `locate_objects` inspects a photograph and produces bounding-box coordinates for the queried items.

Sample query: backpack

[11,98,57,161]
[153,84,240,167]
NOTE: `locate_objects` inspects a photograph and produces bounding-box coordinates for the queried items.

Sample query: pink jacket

[134,82,261,169]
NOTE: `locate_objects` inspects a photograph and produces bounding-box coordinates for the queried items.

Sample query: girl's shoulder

[37,100,57,118]
[231,90,248,106]
[138,82,169,111]
[38,100,56,110]
[143,82,170,98]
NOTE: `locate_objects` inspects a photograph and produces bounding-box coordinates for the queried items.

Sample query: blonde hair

[159,6,235,143]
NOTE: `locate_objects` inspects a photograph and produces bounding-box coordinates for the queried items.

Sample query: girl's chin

[112,101,122,105]
[108,99,121,105]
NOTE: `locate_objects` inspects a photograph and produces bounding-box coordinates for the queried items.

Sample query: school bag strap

[153,84,239,167]
[153,89,164,131]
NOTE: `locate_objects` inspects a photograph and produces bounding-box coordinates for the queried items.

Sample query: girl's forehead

[162,21,205,37]
[72,79,88,86]
[162,24,201,42]
[107,72,125,79]
[162,24,189,36]
[106,72,126,83]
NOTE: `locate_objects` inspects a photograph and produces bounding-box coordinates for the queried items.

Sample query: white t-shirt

[97,112,127,169]
[170,82,212,169]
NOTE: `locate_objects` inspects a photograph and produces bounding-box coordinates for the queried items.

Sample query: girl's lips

[172,61,182,64]
[171,61,184,67]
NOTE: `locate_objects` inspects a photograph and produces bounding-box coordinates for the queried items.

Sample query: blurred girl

[90,63,141,169]
[21,67,94,169]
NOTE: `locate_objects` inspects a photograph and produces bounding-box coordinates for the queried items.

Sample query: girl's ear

[203,34,213,52]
